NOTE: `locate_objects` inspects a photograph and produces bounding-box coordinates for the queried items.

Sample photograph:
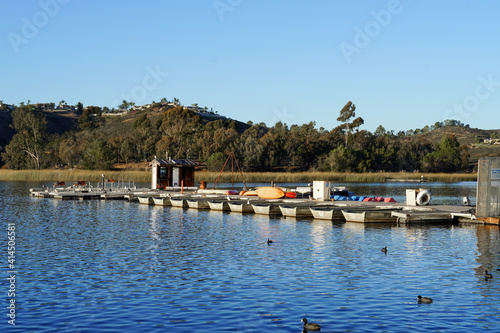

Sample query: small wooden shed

[150,158,197,189]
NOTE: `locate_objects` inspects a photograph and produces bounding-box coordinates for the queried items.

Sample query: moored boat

[170,197,188,208]
[138,197,154,205]
[153,197,171,206]
[251,202,282,215]
[186,198,211,209]
[208,200,231,211]
[227,199,255,213]
[310,205,345,221]
[341,208,400,223]
[279,203,315,218]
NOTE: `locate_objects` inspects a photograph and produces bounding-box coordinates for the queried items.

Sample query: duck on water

[301,318,321,331]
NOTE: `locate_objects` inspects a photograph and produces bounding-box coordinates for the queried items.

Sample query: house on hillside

[150,158,197,189]
[484,138,500,144]
[0,102,15,112]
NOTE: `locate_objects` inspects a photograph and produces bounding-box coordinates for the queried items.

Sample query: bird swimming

[485,270,493,280]
[417,295,433,303]
[301,318,321,331]
[267,239,273,245]
[381,246,387,253]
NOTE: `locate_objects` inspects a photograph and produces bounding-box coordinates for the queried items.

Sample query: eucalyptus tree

[2,105,48,169]
[337,101,364,148]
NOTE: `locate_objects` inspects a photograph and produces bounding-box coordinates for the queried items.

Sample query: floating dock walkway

[29,186,485,224]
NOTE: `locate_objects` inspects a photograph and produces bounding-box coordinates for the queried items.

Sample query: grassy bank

[0,169,477,183]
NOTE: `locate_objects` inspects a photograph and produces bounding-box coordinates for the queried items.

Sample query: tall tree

[58,134,80,168]
[337,101,364,147]
[423,134,467,172]
[119,100,131,110]
[2,105,48,169]
[82,138,113,170]
[76,102,84,114]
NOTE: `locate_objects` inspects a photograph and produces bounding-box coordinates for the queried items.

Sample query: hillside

[0,106,251,148]
[411,125,500,165]
[0,112,14,147]
[2,103,500,172]
[0,109,79,146]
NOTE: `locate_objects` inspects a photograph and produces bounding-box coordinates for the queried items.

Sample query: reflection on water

[1,181,499,333]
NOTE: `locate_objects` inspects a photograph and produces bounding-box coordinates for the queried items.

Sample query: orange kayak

[242,190,258,196]
[256,187,285,199]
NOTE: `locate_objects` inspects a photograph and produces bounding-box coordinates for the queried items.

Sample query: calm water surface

[1,181,499,332]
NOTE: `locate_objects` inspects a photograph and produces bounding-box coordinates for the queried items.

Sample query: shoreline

[0,169,477,183]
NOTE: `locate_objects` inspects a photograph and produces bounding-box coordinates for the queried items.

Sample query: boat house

[150,158,197,189]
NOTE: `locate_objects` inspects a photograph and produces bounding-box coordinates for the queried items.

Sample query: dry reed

[0,169,476,183]
[0,169,150,182]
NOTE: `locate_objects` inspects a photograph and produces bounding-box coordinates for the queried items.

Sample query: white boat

[208,200,231,211]
[170,197,188,208]
[310,206,345,221]
[279,203,314,218]
[227,200,255,213]
[138,197,154,205]
[153,197,171,206]
[341,208,399,223]
[251,202,282,215]
[186,198,210,209]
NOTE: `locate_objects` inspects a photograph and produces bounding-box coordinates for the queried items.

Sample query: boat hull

[208,200,231,211]
[310,206,345,221]
[279,204,313,218]
[153,197,171,206]
[187,199,210,209]
[170,198,188,208]
[228,201,254,213]
[251,203,282,215]
[342,208,398,223]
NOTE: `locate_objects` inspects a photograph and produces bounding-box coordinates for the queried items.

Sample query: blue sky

[1,0,499,132]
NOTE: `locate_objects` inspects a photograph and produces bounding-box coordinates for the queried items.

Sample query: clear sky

[2,0,499,132]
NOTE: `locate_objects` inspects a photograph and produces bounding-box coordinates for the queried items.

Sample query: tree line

[0,101,471,173]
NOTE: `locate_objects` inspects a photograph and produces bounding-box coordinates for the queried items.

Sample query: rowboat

[251,202,282,215]
[227,199,255,213]
[208,200,231,211]
[170,197,188,208]
[279,203,315,218]
[186,198,211,209]
[153,197,171,206]
[138,197,154,205]
[341,208,400,223]
[310,205,345,221]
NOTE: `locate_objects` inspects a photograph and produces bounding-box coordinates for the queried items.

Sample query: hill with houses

[1,100,499,172]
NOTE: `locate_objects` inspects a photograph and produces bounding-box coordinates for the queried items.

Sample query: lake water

[2,181,499,332]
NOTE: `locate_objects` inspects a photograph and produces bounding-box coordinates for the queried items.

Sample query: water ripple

[1,182,498,332]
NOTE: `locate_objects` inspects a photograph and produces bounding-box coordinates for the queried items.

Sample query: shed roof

[150,158,197,167]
